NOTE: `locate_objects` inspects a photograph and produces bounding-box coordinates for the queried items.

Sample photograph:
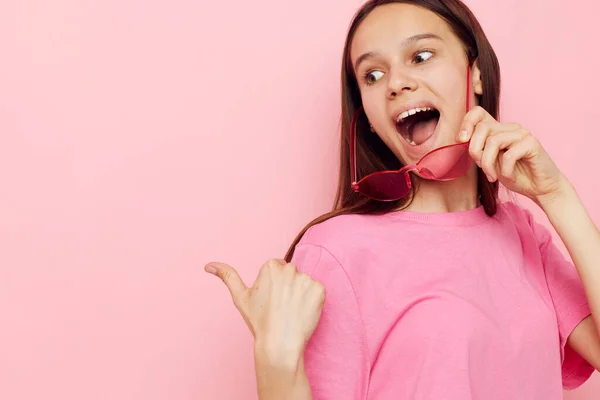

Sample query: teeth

[397,107,433,123]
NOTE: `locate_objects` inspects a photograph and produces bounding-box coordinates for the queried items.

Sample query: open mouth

[396,107,441,146]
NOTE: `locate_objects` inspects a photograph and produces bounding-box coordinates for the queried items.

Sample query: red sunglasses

[349,67,473,202]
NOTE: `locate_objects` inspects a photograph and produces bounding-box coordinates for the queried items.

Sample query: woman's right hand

[205,259,326,361]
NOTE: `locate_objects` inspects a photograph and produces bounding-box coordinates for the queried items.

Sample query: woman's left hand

[458,106,567,203]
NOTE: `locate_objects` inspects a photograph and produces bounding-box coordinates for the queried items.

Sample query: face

[350,3,483,164]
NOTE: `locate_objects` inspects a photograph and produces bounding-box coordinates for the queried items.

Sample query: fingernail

[205,264,217,275]
[459,130,468,142]
[486,174,494,182]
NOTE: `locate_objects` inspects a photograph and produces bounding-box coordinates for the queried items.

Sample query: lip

[392,100,439,124]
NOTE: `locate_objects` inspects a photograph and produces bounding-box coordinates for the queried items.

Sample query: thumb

[205,262,248,303]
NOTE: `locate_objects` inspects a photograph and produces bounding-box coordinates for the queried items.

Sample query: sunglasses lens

[356,171,410,201]
[417,143,471,180]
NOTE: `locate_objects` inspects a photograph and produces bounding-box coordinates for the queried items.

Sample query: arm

[204,257,324,400]
[254,345,312,400]
[568,316,600,371]
[455,103,600,372]
[537,176,600,370]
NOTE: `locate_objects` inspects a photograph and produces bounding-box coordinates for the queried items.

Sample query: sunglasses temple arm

[466,65,472,112]
[350,109,359,184]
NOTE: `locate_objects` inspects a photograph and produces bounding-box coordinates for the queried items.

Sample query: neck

[400,166,480,213]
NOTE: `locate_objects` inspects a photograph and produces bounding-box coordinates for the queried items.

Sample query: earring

[370,124,375,132]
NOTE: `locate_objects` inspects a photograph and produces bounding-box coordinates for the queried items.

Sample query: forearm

[537,177,600,332]
[254,342,312,400]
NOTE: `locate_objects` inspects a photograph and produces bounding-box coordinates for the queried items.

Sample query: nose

[386,67,418,100]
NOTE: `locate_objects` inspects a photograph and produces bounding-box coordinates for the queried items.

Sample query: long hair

[284,0,501,261]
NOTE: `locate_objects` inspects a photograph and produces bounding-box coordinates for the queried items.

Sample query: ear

[471,59,484,95]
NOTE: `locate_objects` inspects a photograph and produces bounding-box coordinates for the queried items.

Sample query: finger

[205,262,249,304]
[480,131,527,181]
[264,258,290,278]
[468,121,495,166]
[282,262,298,285]
[264,258,286,267]
[290,273,312,303]
[469,122,521,167]
[310,281,326,308]
[257,258,286,277]
[500,135,537,181]
[458,106,494,142]
[253,258,289,289]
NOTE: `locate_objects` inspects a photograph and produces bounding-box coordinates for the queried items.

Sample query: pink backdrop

[2,0,599,398]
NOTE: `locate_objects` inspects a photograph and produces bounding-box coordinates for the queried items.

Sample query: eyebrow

[353,33,443,71]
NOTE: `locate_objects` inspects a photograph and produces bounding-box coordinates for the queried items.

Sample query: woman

[205,0,600,398]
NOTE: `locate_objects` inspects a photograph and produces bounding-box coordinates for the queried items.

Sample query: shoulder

[299,213,370,248]
[497,200,532,219]
[496,200,553,246]
[292,212,381,276]
[495,200,537,227]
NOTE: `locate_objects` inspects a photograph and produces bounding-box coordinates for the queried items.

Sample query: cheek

[434,76,470,120]
[438,78,465,105]
[433,79,469,140]
[363,100,389,128]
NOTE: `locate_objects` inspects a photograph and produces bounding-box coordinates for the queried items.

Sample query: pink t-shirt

[291,201,594,399]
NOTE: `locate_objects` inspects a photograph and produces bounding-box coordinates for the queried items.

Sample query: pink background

[2,0,599,398]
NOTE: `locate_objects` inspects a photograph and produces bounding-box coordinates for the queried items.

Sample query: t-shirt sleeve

[291,242,369,400]
[526,210,594,389]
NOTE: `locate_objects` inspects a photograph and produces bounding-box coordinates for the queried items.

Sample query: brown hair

[284,0,501,261]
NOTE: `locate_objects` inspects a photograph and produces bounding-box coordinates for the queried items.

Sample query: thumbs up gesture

[205,259,326,356]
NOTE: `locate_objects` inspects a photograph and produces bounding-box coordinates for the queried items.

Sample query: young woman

[205,0,600,398]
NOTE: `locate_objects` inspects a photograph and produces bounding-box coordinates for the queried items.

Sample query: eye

[364,70,384,85]
[414,50,434,64]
